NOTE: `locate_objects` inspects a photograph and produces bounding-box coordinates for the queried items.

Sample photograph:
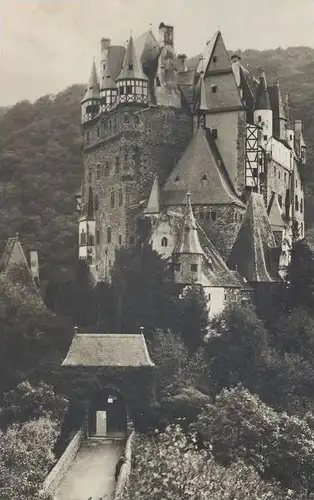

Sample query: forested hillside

[0,47,314,279]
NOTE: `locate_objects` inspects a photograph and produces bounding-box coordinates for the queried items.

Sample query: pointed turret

[269,79,286,140]
[81,60,100,123]
[254,69,273,144]
[100,45,118,111]
[284,92,294,148]
[144,175,160,215]
[174,193,204,255]
[116,36,148,106]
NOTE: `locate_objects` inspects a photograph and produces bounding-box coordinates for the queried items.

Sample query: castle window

[263,135,268,141]
[258,115,262,122]
[95,194,99,211]
[96,230,100,245]
[111,190,115,208]
[105,162,110,177]
[119,188,123,206]
[211,85,217,93]
[211,211,217,222]
[300,198,303,213]
[201,174,208,184]
[300,222,304,237]
[96,164,100,180]
[290,134,293,141]
[115,156,120,174]
[80,229,86,246]
[107,227,112,243]
[284,172,287,183]
[278,170,281,179]
[161,237,168,247]
[278,194,282,208]
[295,195,299,211]
[175,175,180,182]
[213,56,218,63]
[126,85,132,94]
[191,263,198,272]
[212,129,218,139]
[296,179,298,188]
[120,86,125,96]
[119,234,122,245]
[274,166,277,176]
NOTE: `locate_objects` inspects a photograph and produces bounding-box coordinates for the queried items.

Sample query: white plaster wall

[270,138,292,171]
[150,219,177,259]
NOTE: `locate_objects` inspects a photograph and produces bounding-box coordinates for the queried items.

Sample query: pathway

[54,439,124,500]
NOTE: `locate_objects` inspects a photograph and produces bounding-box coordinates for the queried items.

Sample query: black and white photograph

[0,0,314,498]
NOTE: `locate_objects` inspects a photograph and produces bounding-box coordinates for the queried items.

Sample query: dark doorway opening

[88,388,127,438]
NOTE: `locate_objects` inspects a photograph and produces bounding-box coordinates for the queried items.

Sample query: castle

[77,23,307,318]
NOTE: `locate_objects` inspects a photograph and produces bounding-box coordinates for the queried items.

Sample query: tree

[0,417,58,500]
[121,425,299,500]
[174,285,209,353]
[287,231,314,311]
[194,385,314,492]
[206,302,270,394]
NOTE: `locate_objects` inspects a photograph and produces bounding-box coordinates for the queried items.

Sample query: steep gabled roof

[144,175,160,214]
[134,30,160,70]
[62,333,154,367]
[81,60,100,103]
[117,36,148,81]
[162,126,245,207]
[228,193,280,283]
[284,92,293,129]
[196,31,219,74]
[173,193,204,255]
[100,47,123,90]
[267,192,286,230]
[0,235,38,289]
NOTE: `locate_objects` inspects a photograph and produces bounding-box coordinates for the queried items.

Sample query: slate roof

[173,193,204,255]
[62,333,154,367]
[134,30,160,70]
[81,60,100,103]
[267,193,286,230]
[162,126,245,207]
[255,70,271,110]
[0,235,38,290]
[269,81,286,120]
[117,36,148,81]
[144,175,160,214]
[228,193,280,283]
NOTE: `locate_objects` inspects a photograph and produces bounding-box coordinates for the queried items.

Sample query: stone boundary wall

[114,430,135,499]
[40,428,84,498]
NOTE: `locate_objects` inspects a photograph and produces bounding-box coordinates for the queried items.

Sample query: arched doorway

[88,388,127,438]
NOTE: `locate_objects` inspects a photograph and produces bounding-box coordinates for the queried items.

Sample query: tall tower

[116,36,149,105]
[253,69,273,147]
[81,61,100,124]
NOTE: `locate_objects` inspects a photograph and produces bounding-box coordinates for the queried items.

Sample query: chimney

[101,38,111,72]
[140,326,144,335]
[177,54,187,72]
[158,22,174,48]
[29,250,39,282]
[73,325,78,335]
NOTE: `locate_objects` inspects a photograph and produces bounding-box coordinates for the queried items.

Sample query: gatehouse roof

[62,333,154,368]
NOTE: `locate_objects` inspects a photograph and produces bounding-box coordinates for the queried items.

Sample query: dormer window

[175,175,180,182]
[213,56,218,63]
[128,63,134,70]
[191,264,198,272]
[211,85,217,93]
[201,174,208,185]
[161,237,168,247]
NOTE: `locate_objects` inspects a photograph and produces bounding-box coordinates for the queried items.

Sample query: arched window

[161,237,168,247]
[174,175,180,182]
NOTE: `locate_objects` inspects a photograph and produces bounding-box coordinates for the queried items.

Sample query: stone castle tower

[78,23,307,316]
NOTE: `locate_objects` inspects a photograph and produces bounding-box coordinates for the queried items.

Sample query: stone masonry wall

[82,105,192,278]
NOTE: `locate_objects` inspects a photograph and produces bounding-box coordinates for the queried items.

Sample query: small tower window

[191,263,198,272]
[107,227,112,244]
[80,229,86,246]
[111,190,115,208]
[300,198,303,214]
[175,175,180,182]
[115,156,120,174]
[278,170,281,179]
[201,174,208,183]
[119,234,122,245]
[258,115,262,122]
[213,56,218,63]
[296,179,298,188]
[161,237,168,247]
[263,135,268,141]
[284,172,287,183]
[300,222,304,237]
[96,230,100,245]
[105,162,110,177]
[126,84,132,94]
[119,188,123,206]
[278,194,282,208]
[295,195,299,211]
[211,85,217,93]
[212,129,218,139]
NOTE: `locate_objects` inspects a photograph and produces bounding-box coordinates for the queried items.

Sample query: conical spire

[284,91,293,129]
[82,60,100,103]
[255,69,271,110]
[275,79,286,120]
[198,71,209,112]
[87,186,95,219]
[144,175,160,214]
[117,35,148,81]
[174,193,204,255]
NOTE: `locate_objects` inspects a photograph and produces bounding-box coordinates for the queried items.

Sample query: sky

[0,0,314,105]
